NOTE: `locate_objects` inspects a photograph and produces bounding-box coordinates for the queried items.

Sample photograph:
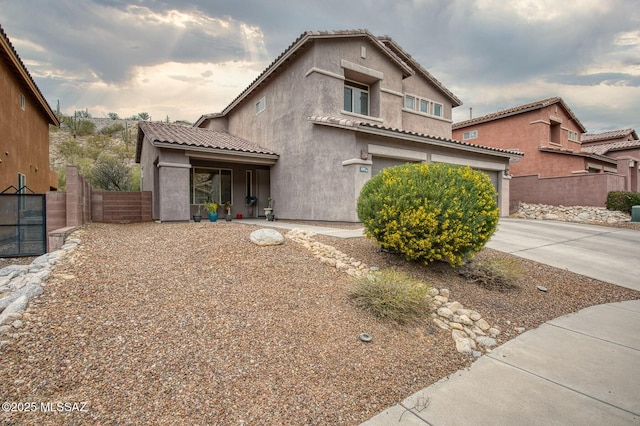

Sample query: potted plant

[193,204,203,222]
[205,201,219,222]
[264,196,274,220]
[224,201,232,221]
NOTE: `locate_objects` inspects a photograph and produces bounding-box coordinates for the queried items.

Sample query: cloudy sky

[1,0,638,132]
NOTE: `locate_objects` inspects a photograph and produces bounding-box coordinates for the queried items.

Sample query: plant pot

[267,213,274,222]
[193,215,202,222]
[208,212,219,222]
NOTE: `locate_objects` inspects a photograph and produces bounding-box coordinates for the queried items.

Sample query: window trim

[463,130,478,140]
[255,96,266,115]
[402,93,444,118]
[568,130,579,142]
[191,167,233,205]
[19,94,25,110]
[344,80,370,116]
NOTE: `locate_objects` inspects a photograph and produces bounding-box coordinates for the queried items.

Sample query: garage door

[481,170,499,201]
[371,156,417,175]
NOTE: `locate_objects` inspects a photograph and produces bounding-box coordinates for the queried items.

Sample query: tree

[137,112,150,120]
[89,156,134,191]
[107,112,120,120]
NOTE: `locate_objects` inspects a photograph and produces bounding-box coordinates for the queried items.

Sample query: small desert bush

[457,257,523,291]
[357,163,499,266]
[606,191,640,214]
[347,269,431,324]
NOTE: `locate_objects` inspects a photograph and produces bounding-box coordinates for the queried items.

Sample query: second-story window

[568,130,579,142]
[20,94,25,110]
[256,96,266,114]
[344,81,369,116]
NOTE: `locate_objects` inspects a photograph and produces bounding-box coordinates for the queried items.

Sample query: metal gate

[0,186,46,257]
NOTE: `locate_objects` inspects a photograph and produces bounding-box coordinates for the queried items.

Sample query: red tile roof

[136,121,277,163]
[308,116,523,158]
[581,128,638,143]
[453,97,586,133]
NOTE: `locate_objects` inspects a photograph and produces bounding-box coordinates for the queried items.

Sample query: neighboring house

[0,24,60,193]
[452,97,629,208]
[137,30,522,222]
[581,129,640,192]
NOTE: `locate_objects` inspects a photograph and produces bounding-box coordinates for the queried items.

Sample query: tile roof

[195,29,459,126]
[581,139,640,155]
[377,36,462,106]
[0,24,59,126]
[581,128,638,143]
[136,121,277,162]
[308,116,523,158]
[452,97,586,133]
[538,146,617,164]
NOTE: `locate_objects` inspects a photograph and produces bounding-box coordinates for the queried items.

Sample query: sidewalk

[361,300,640,425]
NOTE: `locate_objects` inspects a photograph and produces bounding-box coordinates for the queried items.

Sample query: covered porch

[136,121,279,222]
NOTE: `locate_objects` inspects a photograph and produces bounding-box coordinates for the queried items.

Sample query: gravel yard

[1,221,639,425]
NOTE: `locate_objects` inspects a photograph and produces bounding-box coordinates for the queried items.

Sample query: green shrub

[606,191,640,214]
[457,257,523,291]
[357,163,499,266]
[347,269,431,324]
[101,123,124,136]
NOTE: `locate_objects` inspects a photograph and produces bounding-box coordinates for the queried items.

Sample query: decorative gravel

[1,221,638,425]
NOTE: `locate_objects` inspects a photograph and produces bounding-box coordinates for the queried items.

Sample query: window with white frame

[18,173,26,193]
[256,96,266,114]
[20,94,25,110]
[568,130,579,142]
[403,94,443,117]
[344,81,369,116]
[463,130,478,140]
[404,95,415,110]
[191,167,232,205]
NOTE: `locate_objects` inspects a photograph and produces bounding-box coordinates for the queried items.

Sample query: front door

[256,169,270,217]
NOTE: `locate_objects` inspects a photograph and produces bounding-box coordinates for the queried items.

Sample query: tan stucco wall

[216,37,476,221]
[0,57,56,192]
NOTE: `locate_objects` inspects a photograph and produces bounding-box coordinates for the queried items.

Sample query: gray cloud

[1,0,638,130]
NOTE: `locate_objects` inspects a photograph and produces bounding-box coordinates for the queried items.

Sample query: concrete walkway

[361,300,640,425]
[486,218,640,291]
[238,218,640,425]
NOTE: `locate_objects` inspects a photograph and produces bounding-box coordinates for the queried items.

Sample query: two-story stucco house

[452,97,636,208]
[137,30,522,222]
[0,24,60,193]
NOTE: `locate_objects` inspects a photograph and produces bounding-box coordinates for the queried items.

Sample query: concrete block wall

[46,166,152,251]
[510,173,626,211]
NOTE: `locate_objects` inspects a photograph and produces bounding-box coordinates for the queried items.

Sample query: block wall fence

[46,166,152,251]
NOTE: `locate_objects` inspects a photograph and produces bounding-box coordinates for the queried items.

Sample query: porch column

[157,162,191,221]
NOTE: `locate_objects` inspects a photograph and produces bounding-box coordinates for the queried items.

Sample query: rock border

[0,231,82,349]
[285,228,502,356]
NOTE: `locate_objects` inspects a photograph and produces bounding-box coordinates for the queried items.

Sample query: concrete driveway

[486,218,640,291]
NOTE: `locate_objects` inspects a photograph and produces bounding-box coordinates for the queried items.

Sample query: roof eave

[309,117,522,161]
[539,147,617,164]
[0,28,59,127]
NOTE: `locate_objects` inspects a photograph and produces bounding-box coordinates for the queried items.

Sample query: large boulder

[250,229,285,246]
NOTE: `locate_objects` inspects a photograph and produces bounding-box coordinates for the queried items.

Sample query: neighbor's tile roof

[580,128,640,155]
[581,128,638,143]
[309,116,523,158]
[136,121,277,162]
[581,139,640,155]
[0,24,59,126]
[453,97,586,133]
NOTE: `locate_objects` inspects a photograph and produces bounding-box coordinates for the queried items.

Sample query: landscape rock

[249,229,285,246]
[514,203,631,224]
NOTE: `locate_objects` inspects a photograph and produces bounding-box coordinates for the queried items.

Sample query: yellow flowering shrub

[357,163,499,266]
